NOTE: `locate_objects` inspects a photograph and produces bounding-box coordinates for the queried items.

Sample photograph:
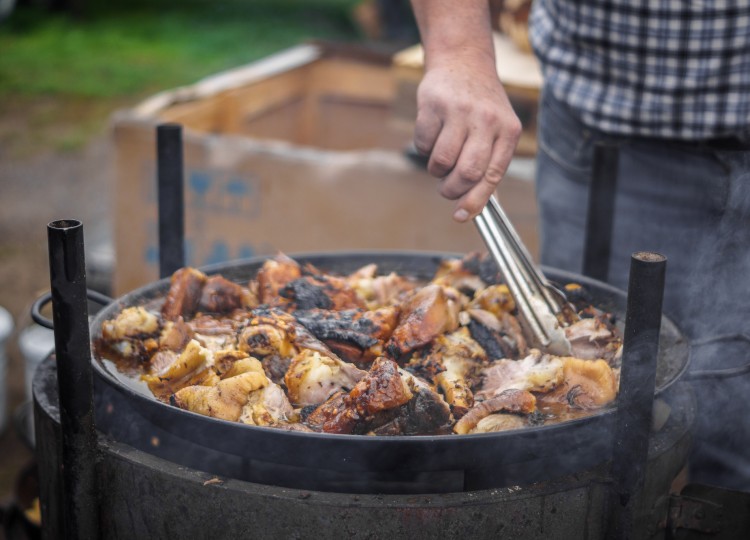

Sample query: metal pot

[87,252,689,493]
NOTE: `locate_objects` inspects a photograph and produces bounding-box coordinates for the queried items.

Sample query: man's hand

[410,0,521,222]
[415,50,521,222]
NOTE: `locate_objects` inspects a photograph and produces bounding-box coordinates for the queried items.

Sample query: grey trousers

[535,90,750,490]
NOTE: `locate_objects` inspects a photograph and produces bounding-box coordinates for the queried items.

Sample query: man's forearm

[410,0,496,69]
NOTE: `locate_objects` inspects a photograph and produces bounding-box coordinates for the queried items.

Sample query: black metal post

[582,143,619,281]
[609,251,667,539]
[157,123,185,278]
[47,219,99,539]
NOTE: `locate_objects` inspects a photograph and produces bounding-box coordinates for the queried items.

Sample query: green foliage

[0,0,361,98]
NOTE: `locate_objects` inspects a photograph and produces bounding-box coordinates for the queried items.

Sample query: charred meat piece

[256,254,301,306]
[262,355,292,385]
[476,349,564,400]
[305,357,412,434]
[159,318,193,352]
[173,370,267,422]
[143,340,218,400]
[386,284,460,360]
[161,267,207,321]
[370,369,453,435]
[431,258,486,295]
[347,265,419,310]
[100,306,161,362]
[280,273,365,311]
[293,307,399,364]
[453,389,537,434]
[465,308,527,358]
[198,275,256,313]
[564,317,622,364]
[284,349,366,407]
[409,327,486,418]
[537,357,618,410]
[238,308,300,359]
[213,350,253,378]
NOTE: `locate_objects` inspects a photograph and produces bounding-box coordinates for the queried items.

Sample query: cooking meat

[409,327,486,418]
[476,349,564,400]
[143,339,219,399]
[537,357,618,410]
[284,349,366,407]
[564,317,622,364]
[347,265,418,309]
[256,254,301,306]
[292,306,399,364]
[385,284,460,360]
[432,258,486,294]
[161,267,207,321]
[100,306,161,361]
[469,413,527,433]
[240,382,294,426]
[98,252,624,437]
[305,357,412,434]
[173,370,268,422]
[159,318,193,352]
[198,275,256,313]
[453,389,537,434]
[280,273,365,311]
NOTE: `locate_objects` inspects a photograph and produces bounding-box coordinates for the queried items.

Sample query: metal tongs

[474,195,579,356]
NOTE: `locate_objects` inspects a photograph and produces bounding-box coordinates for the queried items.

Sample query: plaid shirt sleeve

[530,0,750,140]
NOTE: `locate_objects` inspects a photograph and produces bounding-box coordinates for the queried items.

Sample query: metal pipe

[609,251,667,539]
[47,219,99,539]
[157,123,185,278]
[583,143,619,281]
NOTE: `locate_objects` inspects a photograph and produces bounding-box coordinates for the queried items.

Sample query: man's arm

[410,0,521,222]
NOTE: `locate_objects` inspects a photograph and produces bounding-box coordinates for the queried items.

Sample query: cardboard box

[112,43,536,295]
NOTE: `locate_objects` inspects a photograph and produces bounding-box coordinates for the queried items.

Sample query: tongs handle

[474,195,576,355]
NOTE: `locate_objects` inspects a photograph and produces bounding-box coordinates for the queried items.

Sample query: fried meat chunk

[284,350,366,407]
[143,339,218,399]
[477,349,564,400]
[256,254,302,306]
[305,357,412,434]
[161,267,207,321]
[346,265,419,310]
[100,306,161,361]
[385,284,460,360]
[198,275,257,313]
[409,327,486,418]
[173,370,268,422]
[564,317,622,364]
[292,306,399,364]
[453,389,537,434]
[537,357,618,410]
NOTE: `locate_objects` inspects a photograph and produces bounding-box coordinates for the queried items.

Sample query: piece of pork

[536,357,618,410]
[408,327,486,418]
[292,306,399,364]
[454,389,537,434]
[284,349,366,407]
[143,339,218,399]
[198,275,257,313]
[172,370,267,422]
[305,357,412,434]
[465,308,528,358]
[476,349,565,401]
[346,265,419,310]
[385,284,460,360]
[100,306,161,362]
[280,273,366,311]
[240,382,294,426]
[256,254,302,306]
[564,317,623,364]
[161,267,207,321]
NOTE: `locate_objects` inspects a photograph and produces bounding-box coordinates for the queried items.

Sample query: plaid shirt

[530,0,750,140]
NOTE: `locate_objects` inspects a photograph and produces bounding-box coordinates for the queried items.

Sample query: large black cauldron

[86,252,689,494]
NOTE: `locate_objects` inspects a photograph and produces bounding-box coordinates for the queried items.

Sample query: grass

[0,0,362,152]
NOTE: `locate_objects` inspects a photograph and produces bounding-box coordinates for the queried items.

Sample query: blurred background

[0,0,538,535]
